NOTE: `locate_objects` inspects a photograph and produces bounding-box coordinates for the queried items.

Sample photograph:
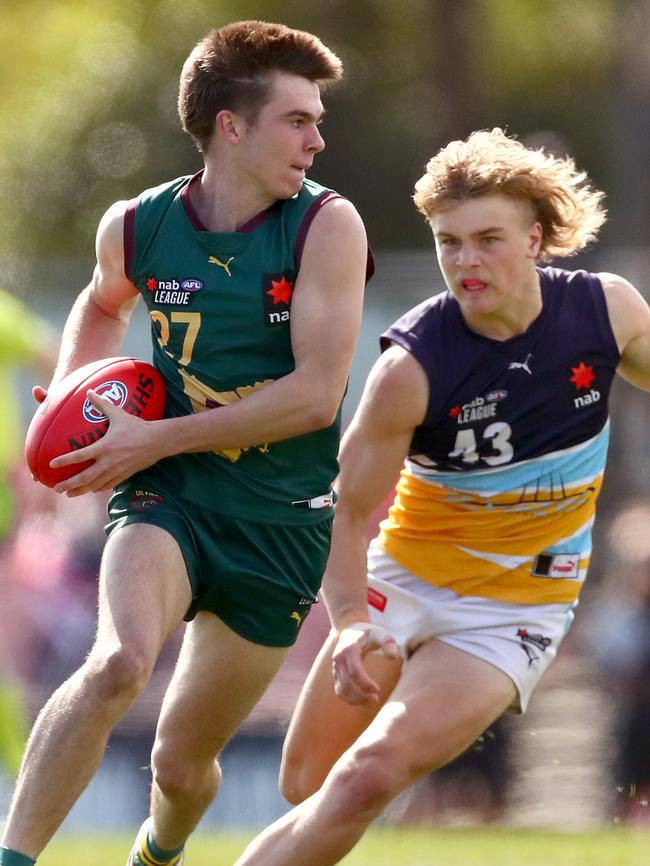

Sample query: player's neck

[191,162,276,232]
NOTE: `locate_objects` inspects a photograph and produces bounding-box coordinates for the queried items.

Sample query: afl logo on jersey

[485,390,508,403]
[181,279,203,291]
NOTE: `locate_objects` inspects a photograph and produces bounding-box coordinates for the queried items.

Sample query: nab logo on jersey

[146,276,204,306]
[262,272,296,327]
[569,360,600,410]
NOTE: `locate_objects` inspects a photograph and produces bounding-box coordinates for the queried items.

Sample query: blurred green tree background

[1,0,649,292]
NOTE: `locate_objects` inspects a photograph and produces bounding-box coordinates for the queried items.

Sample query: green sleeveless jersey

[125,171,346,524]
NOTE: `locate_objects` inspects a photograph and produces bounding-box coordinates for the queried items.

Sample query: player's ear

[216,110,243,144]
[527,222,543,259]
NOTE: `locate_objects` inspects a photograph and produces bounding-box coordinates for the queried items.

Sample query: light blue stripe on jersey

[408,421,610,497]
[542,521,595,556]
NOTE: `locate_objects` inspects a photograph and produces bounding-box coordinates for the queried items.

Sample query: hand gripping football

[25,356,167,488]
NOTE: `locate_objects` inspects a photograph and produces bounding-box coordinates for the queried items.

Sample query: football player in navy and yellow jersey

[232,130,650,866]
[0,21,370,866]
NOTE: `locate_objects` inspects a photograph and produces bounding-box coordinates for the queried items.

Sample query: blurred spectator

[0,288,57,539]
[583,501,650,825]
[0,289,57,777]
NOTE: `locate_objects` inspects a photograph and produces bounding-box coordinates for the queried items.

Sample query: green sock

[0,847,36,866]
[143,830,184,864]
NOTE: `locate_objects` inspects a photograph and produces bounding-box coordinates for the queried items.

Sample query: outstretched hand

[49,388,164,496]
[332,621,402,706]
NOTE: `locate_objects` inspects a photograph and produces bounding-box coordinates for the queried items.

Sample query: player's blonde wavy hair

[413,129,607,261]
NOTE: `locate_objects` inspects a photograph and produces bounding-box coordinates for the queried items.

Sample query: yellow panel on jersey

[378,469,602,604]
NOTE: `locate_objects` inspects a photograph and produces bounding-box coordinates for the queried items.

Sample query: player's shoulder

[96,199,130,258]
[296,179,364,231]
[371,343,429,400]
[597,270,640,298]
[597,271,650,347]
[597,271,646,315]
[361,343,429,431]
[135,174,193,206]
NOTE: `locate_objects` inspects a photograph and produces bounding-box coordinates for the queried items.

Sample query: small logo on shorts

[290,610,304,627]
[517,627,551,667]
[130,489,164,511]
[368,587,387,612]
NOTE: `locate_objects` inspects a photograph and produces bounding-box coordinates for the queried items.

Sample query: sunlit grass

[37,826,648,866]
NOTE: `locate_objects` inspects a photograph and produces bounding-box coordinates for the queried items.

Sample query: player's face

[430,194,543,329]
[238,71,325,200]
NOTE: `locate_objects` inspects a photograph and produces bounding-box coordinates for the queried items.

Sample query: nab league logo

[82,380,128,422]
[448,389,508,424]
[146,276,204,306]
[262,271,296,327]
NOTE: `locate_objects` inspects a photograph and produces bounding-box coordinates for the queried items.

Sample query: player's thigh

[280,629,402,802]
[94,522,192,661]
[349,638,516,782]
[153,612,288,763]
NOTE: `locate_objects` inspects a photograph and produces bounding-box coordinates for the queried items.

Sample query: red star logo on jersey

[449,405,461,419]
[266,276,293,305]
[146,276,157,291]
[569,361,596,390]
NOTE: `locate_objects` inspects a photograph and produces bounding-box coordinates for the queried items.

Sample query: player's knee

[330,746,407,820]
[152,745,221,804]
[279,753,318,805]
[85,644,153,706]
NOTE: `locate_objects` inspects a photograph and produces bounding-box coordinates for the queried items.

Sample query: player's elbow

[307,399,339,430]
[295,383,340,431]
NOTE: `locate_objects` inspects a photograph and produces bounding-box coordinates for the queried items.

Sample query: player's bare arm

[600,271,650,390]
[49,201,140,387]
[323,345,428,705]
[50,198,368,494]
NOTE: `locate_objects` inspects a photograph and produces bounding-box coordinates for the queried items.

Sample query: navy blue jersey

[381,267,620,473]
[377,267,621,604]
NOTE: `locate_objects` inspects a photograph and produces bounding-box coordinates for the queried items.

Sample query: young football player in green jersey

[0,21,370,866]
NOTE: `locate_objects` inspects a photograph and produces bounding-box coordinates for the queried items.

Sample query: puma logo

[208,255,234,277]
[290,611,303,627]
[508,352,533,375]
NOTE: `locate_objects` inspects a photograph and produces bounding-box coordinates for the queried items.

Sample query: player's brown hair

[178,20,343,152]
[413,128,607,261]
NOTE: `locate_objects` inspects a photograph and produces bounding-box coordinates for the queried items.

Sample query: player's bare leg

[234,639,516,866]
[1,525,191,860]
[279,629,402,804]
[138,615,287,854]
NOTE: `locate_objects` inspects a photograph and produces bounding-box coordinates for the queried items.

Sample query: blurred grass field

[36,826,648,866]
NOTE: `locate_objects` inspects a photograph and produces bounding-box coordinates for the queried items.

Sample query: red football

[25,356,167,488]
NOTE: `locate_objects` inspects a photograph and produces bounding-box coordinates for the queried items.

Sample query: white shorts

[366,540,577,713]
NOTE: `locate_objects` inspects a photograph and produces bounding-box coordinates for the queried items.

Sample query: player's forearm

[50,287,129,386]
[321,510,371,631]
[153,365,343,457]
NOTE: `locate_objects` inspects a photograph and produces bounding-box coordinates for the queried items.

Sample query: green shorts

[105,483,333,647]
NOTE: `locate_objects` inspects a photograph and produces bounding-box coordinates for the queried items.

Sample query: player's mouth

[461,278,489,292]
